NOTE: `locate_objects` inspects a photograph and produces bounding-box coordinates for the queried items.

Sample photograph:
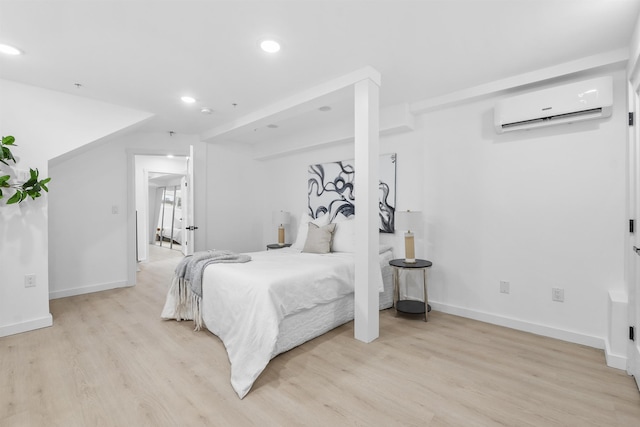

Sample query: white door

[182,145,196,256]
[628,74,640,389]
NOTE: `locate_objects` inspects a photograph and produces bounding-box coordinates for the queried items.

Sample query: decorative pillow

[292,211,330,250]
[331,213,355,252]
[302,223,336,254]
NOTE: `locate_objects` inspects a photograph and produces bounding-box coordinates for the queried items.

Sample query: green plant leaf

[1,148,15,165]
[22,178,37,188]
[7,191,22,204]
[1,136,51,204]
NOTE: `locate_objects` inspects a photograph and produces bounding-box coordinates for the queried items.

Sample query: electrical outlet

[112,205,119,215]
[500,280,510,294]
[24,274,36,288]
[552,288,564,302]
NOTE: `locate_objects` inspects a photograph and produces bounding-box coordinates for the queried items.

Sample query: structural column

[354,77,380,343]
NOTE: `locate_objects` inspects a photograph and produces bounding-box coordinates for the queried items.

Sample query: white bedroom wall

[204,143,264,253]
[255,67,627,353]
[421,68,627,348]
[256,126,424,252]
[48,131,205,299]
[0,79,152,337]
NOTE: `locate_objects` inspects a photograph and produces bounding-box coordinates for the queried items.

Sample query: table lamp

[272,210,290,246]
[395,210,422,263]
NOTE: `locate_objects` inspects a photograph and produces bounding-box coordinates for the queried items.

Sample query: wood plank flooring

[2,246,639,426]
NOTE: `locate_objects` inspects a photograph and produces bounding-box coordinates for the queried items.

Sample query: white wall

[49,142,130,298]
[256,129,423,251]
[421,69,627,348]
[48,132,205,299]
[253,68,627,352]
[629,8,640,77]
[204,143,264,253]
[0,79,152,337]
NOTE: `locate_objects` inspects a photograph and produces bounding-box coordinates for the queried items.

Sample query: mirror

[156,185,182,250]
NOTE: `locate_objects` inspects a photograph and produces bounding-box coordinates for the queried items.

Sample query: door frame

[627,62,640,388]
[126,147,190,286]
[183,145,195,256]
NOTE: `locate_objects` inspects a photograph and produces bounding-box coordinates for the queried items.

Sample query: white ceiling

[1,0,639,140]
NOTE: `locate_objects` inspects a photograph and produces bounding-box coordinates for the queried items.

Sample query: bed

[156,226,183,245]
[161,240,394,399]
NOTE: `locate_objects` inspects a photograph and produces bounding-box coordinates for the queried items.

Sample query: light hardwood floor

[2,247,639,426]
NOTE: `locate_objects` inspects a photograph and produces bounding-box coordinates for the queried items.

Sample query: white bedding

[158,227,183,244]
[162,247,392,399]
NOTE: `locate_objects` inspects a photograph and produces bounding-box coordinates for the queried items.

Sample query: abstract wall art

[308,153,396,233]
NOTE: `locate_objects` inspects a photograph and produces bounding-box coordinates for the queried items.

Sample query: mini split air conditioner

[494,76,613,134]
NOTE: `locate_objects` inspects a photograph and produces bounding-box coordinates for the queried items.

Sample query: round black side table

[389,259,433,321]
[267,243,292,250]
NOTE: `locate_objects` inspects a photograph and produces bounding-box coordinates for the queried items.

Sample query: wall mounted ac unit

[494,76,613,134]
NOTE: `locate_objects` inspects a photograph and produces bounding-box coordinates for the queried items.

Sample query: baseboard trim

[0,314,53,338]
[430,301,604,350]
[49,280,131,300]
[604,340,628,370]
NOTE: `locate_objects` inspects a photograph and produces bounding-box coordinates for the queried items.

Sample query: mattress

[274,248,394,356]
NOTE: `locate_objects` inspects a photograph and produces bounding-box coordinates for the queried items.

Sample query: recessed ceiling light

[200,107,213,114]
[167,154,174,158]
[267,124,279,129]
[0,43,22,55]
[260,39,281,53]
[181,96,196,104]
[318,106,332,112]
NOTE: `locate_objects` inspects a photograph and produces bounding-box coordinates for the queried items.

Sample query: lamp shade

[395,210,422,232]
[272,210,290,226]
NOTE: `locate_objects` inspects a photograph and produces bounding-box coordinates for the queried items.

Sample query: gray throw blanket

[171,249,251,330]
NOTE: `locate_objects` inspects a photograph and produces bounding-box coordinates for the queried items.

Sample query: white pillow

[331,213,356,252]
[291,211,330,250]
[302,223,336,254]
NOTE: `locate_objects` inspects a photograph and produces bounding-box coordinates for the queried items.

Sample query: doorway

[133,154,190,264]
[150,174,184,252]
[127,146,198,287]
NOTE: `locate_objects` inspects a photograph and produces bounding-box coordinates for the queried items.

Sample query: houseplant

[0,135,51,204]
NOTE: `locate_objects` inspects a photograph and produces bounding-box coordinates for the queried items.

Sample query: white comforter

[205,249,368,399]
[163,248,386,399]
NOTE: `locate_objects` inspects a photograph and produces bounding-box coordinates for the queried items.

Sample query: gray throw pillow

[302,223,336,254]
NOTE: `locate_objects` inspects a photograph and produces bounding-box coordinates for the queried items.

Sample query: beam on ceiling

[200,66,381,143]
[410,48,629,115]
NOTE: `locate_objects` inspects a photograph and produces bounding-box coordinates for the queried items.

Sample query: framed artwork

[308,153,396,233]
